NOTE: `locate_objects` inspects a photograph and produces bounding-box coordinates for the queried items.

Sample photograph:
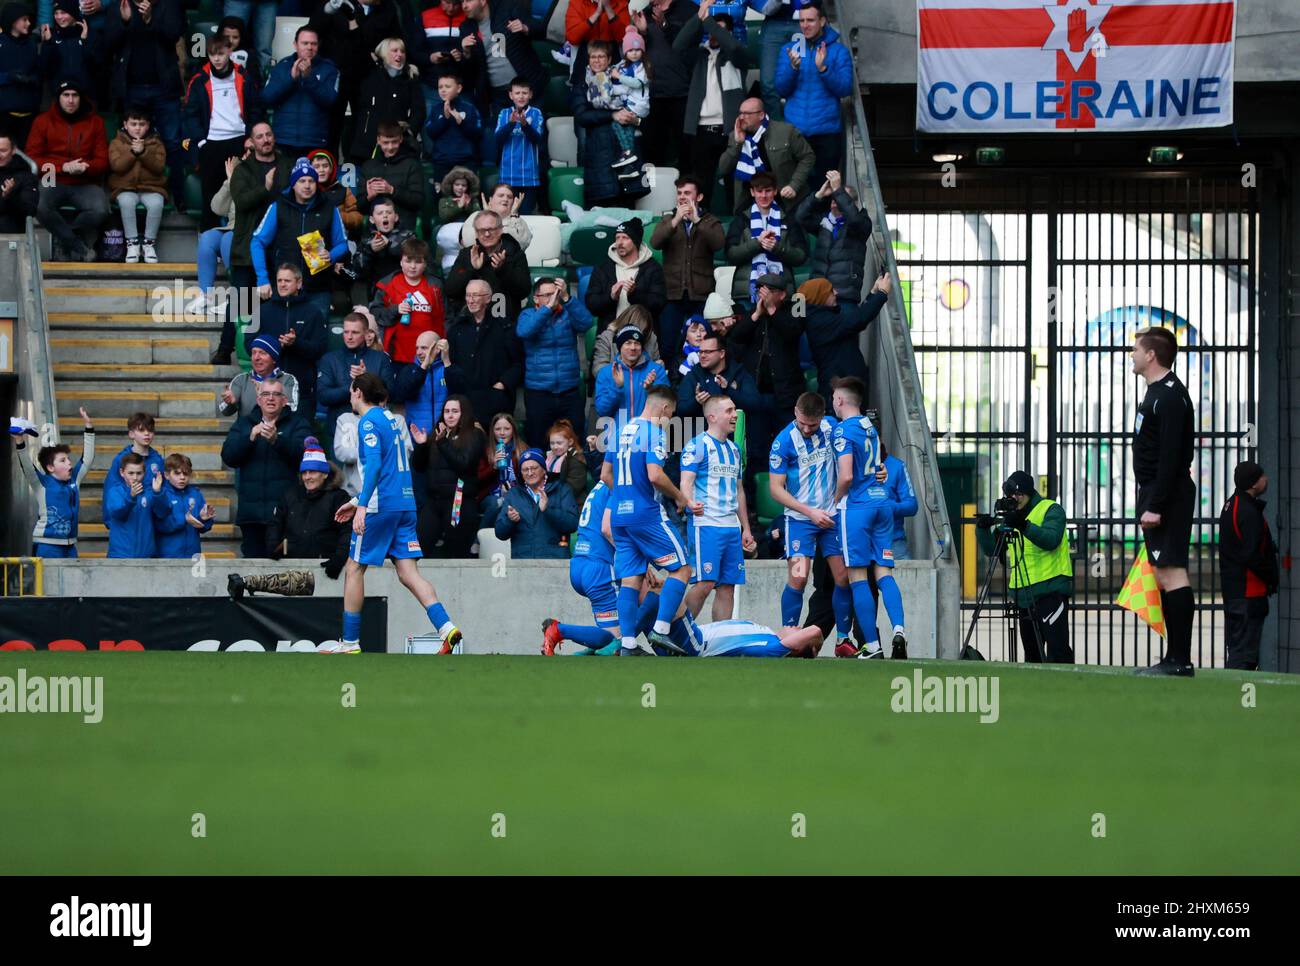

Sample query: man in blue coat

[259,24,339,160]
[773,2,853,192]
[317,312,398,451]
[593,325,669,453]
[487,448,579,559]
[516,275,588,448]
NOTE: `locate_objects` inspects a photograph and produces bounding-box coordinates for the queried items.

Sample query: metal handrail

[823,4,958,563]
[21,218,60,444]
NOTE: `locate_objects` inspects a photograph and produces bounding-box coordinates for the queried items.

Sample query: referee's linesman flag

[1116,546,1167,638]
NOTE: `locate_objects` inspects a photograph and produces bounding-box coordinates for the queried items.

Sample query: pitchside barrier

[20,559,942,657]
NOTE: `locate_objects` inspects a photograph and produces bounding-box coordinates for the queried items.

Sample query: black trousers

[220,265,256,355]
[804,553,867,644]
[689,126,729,208]
[1014,590,1073,663]
[805,131,845,195]
[1225,597,1268,670]
[645,97,687,167]
[523,387,586,449]
[417,496,480,559]
[240,522,272,559]
[197,137,247,232]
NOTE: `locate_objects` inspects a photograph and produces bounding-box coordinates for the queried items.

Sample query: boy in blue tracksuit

[105,452,168,558]
[153,453,215,559]
[102,411,165,524]
[882,446,918,560]
[11,406,95,558]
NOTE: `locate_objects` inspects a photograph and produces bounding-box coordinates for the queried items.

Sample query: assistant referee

[1130,327,1197,677]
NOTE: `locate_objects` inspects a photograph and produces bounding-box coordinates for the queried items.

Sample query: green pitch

[2,654,1297,874]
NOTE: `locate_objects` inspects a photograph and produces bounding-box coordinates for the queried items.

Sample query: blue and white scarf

[821,209,844,240]
[734,118,768,182]
[749,201,783,299]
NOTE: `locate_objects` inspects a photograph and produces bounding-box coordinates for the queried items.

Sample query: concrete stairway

[44,262,243,557]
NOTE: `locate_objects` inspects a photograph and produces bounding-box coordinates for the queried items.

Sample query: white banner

[916,0,1235,133]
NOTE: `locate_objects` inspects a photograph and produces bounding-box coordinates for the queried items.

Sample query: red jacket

[26,103,109,186]
[566,0,631,46]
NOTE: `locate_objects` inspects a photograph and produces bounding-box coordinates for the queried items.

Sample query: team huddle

[324,367,912,657]
[544,376,915,658]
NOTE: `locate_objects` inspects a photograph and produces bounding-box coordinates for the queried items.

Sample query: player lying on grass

[328,372,462,654]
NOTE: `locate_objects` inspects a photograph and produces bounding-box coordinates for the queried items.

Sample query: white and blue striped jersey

[698,619,784,657]
[356,405,416,513]
[681,431,741,528]
[768,417,839,520]
[833,414,887,507]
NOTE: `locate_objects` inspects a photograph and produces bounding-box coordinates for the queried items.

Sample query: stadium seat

[272,17,308,65]
[101,112,121,141]
[568,226,614,267]
[477,527,512,561]
[522,215,563,267]
[183,173,204,218]
[547,117,578,168]
[754,473,783,526]
[733,409,747,466]
[548,169,585,212]
[632,167,679,214]
[478,165,500,195]
[543,76,571,116]
[435,221,464,272]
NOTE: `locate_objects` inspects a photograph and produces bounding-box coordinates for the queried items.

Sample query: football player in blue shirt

[541,480,622,656]
[832,376,907,658]
[680,395,756,621]
[600,385,704,656]
[768,391,855,654]
[330,372,462,654]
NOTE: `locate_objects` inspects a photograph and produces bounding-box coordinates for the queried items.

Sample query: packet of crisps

[298,230,330,274]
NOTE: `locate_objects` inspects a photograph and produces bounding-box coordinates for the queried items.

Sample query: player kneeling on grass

[328,372,462,655]
[154,453,217,559]
[601,384,704,656]
[680,394,756,621]
[832,377,907,659]
[11,407,94,558]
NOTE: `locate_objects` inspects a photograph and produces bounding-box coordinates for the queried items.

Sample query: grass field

[2,654,1298,874]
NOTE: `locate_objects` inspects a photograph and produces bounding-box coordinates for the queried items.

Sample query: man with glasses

[444,209,531,320]
[517,276,588,447]
[718,96,816,214]
[219,335,302,420]
[221,378,314,558]
[675,332,760,422]
[444,278,524,426]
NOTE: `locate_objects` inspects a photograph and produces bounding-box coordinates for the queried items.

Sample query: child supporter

[104,452,168,559]
[425,72,481,183]
[482,411,527,514]
[154,453,216,559]
[350,194,416,304]
[309,148,362,234]
[436,165,482,225]
[678,315,709,379]
[545,418,589,504]
[494,76,544,215]
[108,106,168,264]
[370,237,446,366]
[10,406,94,558]
[183,35,260,234]
[610,27,650,173]
[102,411,165,525]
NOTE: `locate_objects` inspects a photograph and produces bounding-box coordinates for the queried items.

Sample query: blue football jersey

[605,417,668,526]
[681,432,741,528]
[768,417,839,519]
[573,481,615,563]
[833,415,887,507]
[357,405,416,513]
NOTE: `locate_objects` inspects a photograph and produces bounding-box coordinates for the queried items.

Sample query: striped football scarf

[749,201,783,300]
[734,118,768,182]
[821,210,844,240]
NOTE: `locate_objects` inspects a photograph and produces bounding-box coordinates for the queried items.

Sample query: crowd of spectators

[3,0,902,564]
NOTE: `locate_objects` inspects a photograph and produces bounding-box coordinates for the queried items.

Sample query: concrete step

[80,495,233,524]
[44,285,174,316]
[51,335,217,366]
[79,522,239,540]
[49,313,224,333]
[76,543,241,559]
[50,434,229,471]
[52,362,237,381]
[85,467,234,486]
[41,260,200,278]
[57,417,231,435]
[35,216,202,264]
[57,385,220,418]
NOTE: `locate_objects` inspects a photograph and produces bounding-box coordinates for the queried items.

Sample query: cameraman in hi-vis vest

[975,471,1074,663]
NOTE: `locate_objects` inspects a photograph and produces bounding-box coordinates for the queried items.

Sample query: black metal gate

[885,169,1259,666]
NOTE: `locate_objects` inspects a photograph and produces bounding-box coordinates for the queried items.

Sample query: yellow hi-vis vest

[1007,498,1072,589]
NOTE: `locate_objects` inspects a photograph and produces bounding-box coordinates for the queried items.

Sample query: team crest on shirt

[769,452,782,470]
[364,433,379,447]
[791,539,801,553]
[833,436,847,452]
[703,562,713,575]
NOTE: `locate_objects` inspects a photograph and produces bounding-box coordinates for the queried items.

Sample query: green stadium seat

[754,472,783,526]
[101,112,121,141]
[584,324,597,366]
[734,409,747,467]
[568,226,614,267]
[548,169,585,213]
[183,173,204,218]
[478,165,500,195]
[543,76,571,116]
[804,369,818,394]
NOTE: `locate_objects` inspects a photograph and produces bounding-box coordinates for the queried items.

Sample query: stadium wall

[36,559,943,657]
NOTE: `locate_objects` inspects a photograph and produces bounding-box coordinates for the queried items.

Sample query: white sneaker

[125,241,141,263]
[318,640,362,654]
[857,645,885,660]
[142,240,159,264]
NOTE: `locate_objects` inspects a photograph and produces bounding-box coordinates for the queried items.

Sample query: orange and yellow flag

[1116,546,1166,638]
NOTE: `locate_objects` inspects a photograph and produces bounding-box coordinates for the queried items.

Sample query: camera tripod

[960,523,1047,662]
